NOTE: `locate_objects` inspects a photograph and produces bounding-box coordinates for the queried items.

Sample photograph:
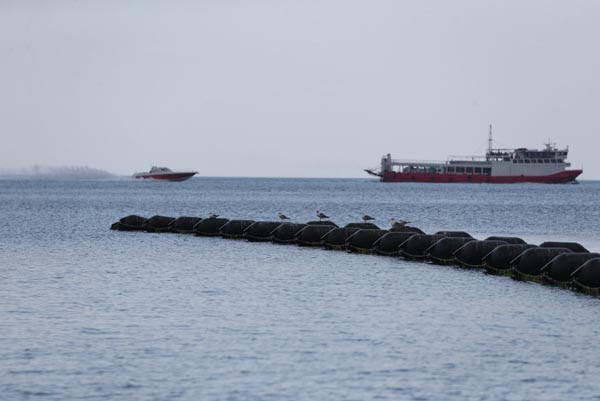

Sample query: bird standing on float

[316,210,329,221]
[390,218,410,228]
[361,213,375,223]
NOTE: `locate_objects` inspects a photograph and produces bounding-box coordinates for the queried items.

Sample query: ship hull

[382,170,582,184]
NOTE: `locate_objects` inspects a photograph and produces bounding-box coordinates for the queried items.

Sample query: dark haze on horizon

[1,1,598,178]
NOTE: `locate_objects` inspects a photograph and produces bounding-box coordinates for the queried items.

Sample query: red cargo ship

[365,126,582,184]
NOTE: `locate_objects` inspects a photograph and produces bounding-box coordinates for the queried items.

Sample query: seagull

[278,213,290,221]
[208,213,220,219]
[316,210,329,221]
[390,218,410,228]
[361,213,375,223]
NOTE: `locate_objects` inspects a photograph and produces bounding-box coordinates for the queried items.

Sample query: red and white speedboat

[132,166,197,182]
[365,126,583,184]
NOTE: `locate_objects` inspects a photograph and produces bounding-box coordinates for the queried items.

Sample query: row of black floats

[111,215,600,297]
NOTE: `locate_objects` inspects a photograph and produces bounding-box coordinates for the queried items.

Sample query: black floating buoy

[345,229,388,254]
[426,237,475,265]
[322,227,361,250]
[399,234,446,260]
[453,240,508,268]
[243,221,282,242]
[373,232,418,256]
[271,223,307,244]
[219,220,255,239]
[390,225,425,234]
[194,218,229,236]
[483,244,537,275]
[110,215,147,231]
[295,225,336,246]
[539,241,589,253]
[110,213,600,297]
[435,231,473,238]
[511,247,572,282]
[145,215,176,233]
[542,253,600,288]
[485,236,526,245]
[170,216,203,234]
[571,258,600,296]
[344,222,380,230]
[306,221,339,227]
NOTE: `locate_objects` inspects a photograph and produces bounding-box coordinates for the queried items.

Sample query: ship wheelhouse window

[466,167,473,173]
[558,159,564,163]
[512,159,517,163]
[475,168,482,174]
[456,167,465,173]
[518,159,524,163]
[531,159,537,163]
[503,157,510,161]
[447,167,455,173]
[544,159,550,163]
[525,159,530,164]
[483,168,492,175]
[551,159,557,163]
[537,159,543,163]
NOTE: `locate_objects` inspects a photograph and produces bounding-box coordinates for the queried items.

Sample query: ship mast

[488,124,493,153]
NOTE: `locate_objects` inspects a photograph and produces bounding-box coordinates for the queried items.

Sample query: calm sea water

[1,178,600,401]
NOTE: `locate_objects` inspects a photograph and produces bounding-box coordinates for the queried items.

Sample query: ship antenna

[488,124,493,153]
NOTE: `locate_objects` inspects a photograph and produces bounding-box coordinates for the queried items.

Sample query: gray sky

[1,0,598,178]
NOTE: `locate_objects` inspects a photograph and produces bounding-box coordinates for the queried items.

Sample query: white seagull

[316,210,330,221]
[278,213,290,221]
[390,218,410,227]
[208,213,220,219]
[361,213,376,223]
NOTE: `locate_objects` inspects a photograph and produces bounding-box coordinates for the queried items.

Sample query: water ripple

[1,178,600,401]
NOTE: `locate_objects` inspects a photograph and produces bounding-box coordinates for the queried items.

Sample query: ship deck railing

[385,160,449,168]
[446,155,488,162]
[385,159,492,168]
